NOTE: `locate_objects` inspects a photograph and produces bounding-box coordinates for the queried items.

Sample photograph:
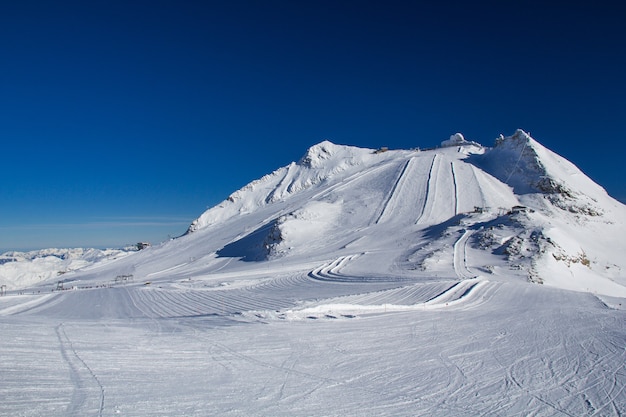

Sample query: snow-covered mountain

[0,247,134,290]
[178,129,624,296]
[1,130,625,417]
[3,130,625,295]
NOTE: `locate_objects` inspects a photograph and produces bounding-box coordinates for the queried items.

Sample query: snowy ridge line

[265,162,296,204]
[375,158,414,224]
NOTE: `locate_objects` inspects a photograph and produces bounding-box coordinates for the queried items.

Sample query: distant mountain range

[0,248,134,290]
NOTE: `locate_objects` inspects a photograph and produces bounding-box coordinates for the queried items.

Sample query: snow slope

[1,130,625,416]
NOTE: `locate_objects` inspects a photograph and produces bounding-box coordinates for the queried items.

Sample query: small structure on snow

[441,133,467,147]
[115,274,134,284]
[510,205,534,214]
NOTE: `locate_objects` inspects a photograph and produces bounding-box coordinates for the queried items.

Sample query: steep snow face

[187,141,381,232]
[471,130,611,214]
[266,200,343,258]
[297,140,373,169]
[462,130,626,293]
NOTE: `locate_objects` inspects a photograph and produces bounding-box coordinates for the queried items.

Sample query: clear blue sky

[1,1,625,251]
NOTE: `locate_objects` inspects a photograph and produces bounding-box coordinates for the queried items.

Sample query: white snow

[1,130,625,416]
[0,248,133,290]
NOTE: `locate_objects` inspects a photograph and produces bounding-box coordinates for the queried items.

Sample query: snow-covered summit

[472,129,612,216]
[187,140,384,232]
[298,140,368,168]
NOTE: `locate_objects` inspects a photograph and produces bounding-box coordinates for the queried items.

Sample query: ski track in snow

[415,153,457,225]
[451,161,459,215]
[453,229,475,280]
[415,154,438,225]
[310,159,393,202]
[375,158,413,224]
[2,258,625,416]
[55,323,105,417]
[2,137,626,416]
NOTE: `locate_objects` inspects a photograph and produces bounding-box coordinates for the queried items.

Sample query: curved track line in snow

[309,161,392,201]
[128,273,316,319]
[265,163,296,203]
[488,317,626,417]
[179,329,436,409]
[453,229,475,280]
[167,254,454,321]
[307,254,414,284]
[469,164,488,209]
[278,279,500,319]
[450,161,458,215]
[415,154,438,225]
[308,255,362,282]
[56,324,105,417]
[325,282,455,307]
[423,279,498,309]
[375,158,413,224]
[0,293,61,316]
[145,262,187,277]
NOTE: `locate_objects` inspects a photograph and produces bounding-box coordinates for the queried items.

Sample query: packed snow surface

[1,130,625,416]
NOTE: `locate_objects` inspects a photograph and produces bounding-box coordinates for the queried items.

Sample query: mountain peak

[476,130,577,193]
[7,130,626,301]
[297,140,376,169]
[495,129,532,146]
[298,140,341,168]
[471,129,611,216]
